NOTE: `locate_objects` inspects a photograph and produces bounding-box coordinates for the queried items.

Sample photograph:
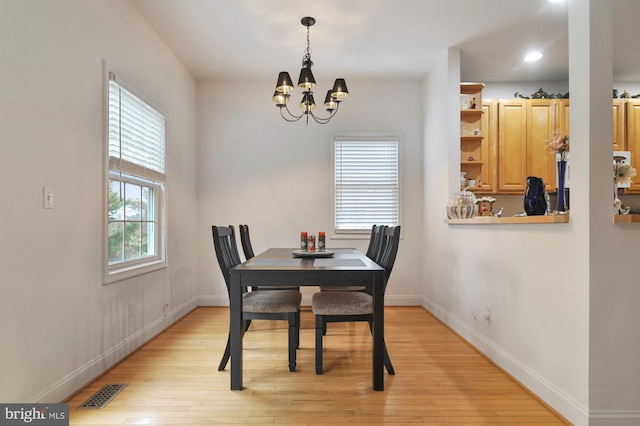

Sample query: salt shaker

[307,234,316,252]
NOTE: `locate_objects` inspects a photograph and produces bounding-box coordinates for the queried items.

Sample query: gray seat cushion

[312,291,372,316]
[243,289,301,313]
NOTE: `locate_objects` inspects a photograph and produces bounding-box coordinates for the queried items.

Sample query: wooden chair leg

[295,311,301,349]
[368,320,395,375]
[219,322,250,372]
[315,315,324,375]
[218,333,231,371]
[382,339,395,375]
[288,312,297,372]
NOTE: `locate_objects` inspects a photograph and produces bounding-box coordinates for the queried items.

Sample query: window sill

[446,215,570,225]
[103,259,167,285]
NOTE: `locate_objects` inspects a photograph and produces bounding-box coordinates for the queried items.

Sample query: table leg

[230,271,243,390]
[372,271,385,391]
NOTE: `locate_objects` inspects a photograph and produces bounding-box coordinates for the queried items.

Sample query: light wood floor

[67,307,569,425]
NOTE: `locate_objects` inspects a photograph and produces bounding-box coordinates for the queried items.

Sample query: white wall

[196,79,425,306]
[422,49,590,424]
[483,82,570,99]
[576,2,640,425]
[0,0,198,403]
[420,2,640,425]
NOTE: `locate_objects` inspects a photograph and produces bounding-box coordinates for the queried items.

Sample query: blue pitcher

[523,176,547,216]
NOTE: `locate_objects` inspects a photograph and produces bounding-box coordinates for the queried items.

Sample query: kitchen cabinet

[556,99,570,137]
[497,99,558,193]
[497,99,527,192]
[613,99,626,151]
[554,99,622,150]
[462,96,630,195]
[625,100,640,192]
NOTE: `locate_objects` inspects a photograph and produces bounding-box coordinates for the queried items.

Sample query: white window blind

[104,69,167,284]
[108,74,166,182]
[334,137,399,232]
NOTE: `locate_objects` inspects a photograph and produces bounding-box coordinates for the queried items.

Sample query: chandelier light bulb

[275,72,295,94]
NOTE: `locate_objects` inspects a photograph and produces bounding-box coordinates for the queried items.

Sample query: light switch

[43,186,54,209]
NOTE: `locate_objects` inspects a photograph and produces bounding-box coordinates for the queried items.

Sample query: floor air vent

[77,383,128,409]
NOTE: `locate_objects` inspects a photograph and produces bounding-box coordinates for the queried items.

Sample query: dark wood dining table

[229,247,386,391]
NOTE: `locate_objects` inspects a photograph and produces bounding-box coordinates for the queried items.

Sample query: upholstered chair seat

[244,290,302,313]
[312,291,371,316]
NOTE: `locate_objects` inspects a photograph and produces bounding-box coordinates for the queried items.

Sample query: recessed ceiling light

[549,0,564,3]
[524,52,543,62]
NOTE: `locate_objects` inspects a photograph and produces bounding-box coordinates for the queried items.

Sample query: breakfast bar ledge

[447,215,570,225]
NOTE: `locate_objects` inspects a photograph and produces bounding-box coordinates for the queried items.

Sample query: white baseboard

[588,411,640,426]
[421,296,590,426]
[383,295,424,306]
[32,298,197,404]
[197,295,230,306]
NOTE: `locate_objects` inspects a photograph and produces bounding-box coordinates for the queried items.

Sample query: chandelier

[272,17,348,125]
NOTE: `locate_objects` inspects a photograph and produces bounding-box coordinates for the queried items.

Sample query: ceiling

[129,0,640,84]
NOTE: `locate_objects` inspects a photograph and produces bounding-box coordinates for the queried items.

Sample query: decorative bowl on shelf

[446,190,478,219]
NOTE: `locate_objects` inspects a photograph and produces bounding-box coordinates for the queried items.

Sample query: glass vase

[555,158,569,214]
[613,178,622,214]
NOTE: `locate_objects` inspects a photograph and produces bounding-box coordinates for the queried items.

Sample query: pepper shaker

[318,232,325,252]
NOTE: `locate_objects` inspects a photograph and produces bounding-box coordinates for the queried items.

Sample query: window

[333,135,401,234]
[104,68,167,283]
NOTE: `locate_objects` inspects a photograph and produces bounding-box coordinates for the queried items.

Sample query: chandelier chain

[304,25,312,64]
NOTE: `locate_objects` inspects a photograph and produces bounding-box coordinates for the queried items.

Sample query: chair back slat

[211,225,242,294]
[239,224,255,260]
[365,224,387,262]
[377,225,401,285]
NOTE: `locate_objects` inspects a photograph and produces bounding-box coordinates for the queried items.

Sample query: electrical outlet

[43,186,54,209]
[483,304,492,322]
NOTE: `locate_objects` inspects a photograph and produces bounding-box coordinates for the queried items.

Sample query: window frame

[103,63,168,284]
[331,134,403,237]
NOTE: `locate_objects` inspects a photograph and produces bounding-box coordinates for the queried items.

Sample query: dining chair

[318,224,387,293]
[311,225,401,375]
[212,225,302,372]
[238,224,255,260]
[365,224,387,261]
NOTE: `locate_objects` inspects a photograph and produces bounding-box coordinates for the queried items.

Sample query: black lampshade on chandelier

[272,17,348,125]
